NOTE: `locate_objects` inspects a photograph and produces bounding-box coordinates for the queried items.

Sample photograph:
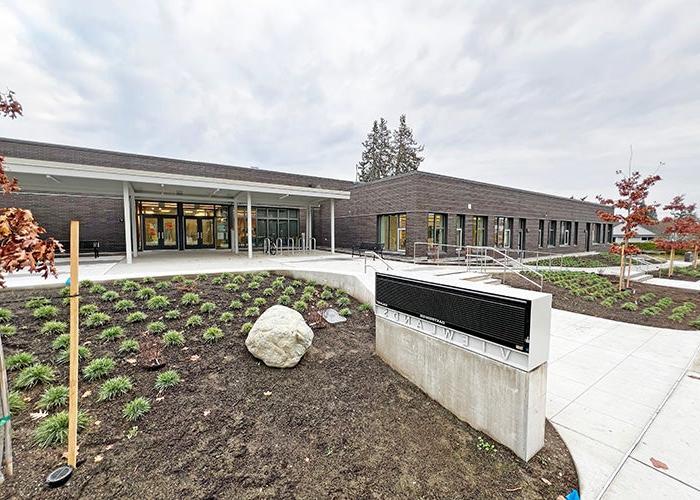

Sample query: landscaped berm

[1,272,577,498]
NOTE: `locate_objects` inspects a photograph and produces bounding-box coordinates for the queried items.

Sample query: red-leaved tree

[597,170,661,290]
[655,195,697,277]
[1,90,62,287]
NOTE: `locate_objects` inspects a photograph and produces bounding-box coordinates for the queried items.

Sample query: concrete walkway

[3,250,700,499]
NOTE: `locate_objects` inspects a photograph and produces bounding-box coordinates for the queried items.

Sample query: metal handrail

[413,242,543,290]
[363,250,394,273]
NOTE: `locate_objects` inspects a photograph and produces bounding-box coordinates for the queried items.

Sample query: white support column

[307,205,313,249]
[330,199,335,254]
[233,201,239,254]
[122,182,133,264]
[246,192,253,259]
[129,188,138,258]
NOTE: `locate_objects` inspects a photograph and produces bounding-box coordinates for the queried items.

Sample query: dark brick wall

[0,137,355,191]
[1,192,126,251]
[315,172,614,256]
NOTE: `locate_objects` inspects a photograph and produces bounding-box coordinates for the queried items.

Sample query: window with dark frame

[472,216,488,246]
[538,220,545,248]
[494,216,514,248]
[548,220,557,246]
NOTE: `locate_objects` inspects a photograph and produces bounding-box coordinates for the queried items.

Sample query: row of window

[376,212,614,252]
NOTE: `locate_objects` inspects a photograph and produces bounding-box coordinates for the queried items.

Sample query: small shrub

[229,299,243,310]
[224,283,240,293]
[147,321,167,334]
[336,296,351,307]
[232,275,245,285]
[171,275,185,282]
[292,300,308,312]
[0,325,17,337]
[690,317,700,330]
[37,385,69,410]
[241,322,253,334]
[219,311,235,323]
[0,307,12,323]
[90,284,107,295]
[147,295,171,310]
[339,307,351,317]
[135,287,157,300]
[656,297,673,309]
[56,345,91,364]
[52,334,70,350]
[26,296,51,309]
[181,292,201,306]
[272,278,286,290]
[358,303,372,312]
[277,295,291,305]
[155,280,171,290]
[301,292,313,302]
[244,306,260,317]
[80,279,94,288]
[241,292,252,302]
[476,436,496,453]
[123,397,151,421]
[79,304,99,317]
[262,287,275,297]
[118,339,140,354]
[141,277,155,284]
[247,281,260,290]
[162,330,185,347]
[641,306,662,317]
[126,311,148,323]
[185,315,204,328]
[253,297,266,307]
[121,280,140,292]
[197,273,208,281]
[83,357,115,381]
[114,299,136,312]
[600,297,616,308]
[639,293,656,304]
[164,309,181,320]
[283,286,296,296]
[303,285,316,295]
[14,364,56,389]
[620,302,638,311]
[84,312,111,328]
[98,376,133,401]
[101,290,119,302]
[203,326,224,343]
[8,391,25,414]
[33,305,59,320]
[292,280,303,288]
[582,295,596,302]
[99,325,124,342]
[211,276,224,285]
[34,410,89,447]
[669,312,686,322]
[6,352,36,371]
[200,302,217,315]
[316,299,328,309]
[154,370,181,393]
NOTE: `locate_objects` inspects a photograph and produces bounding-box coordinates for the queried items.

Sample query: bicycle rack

[275,238,283,255]
[287,238,295,255]
[263,238,272,254]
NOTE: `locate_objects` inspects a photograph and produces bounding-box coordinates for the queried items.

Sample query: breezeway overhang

[4,157,347,261]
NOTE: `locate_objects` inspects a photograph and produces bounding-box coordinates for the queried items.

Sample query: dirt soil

[2,275,578,499]
[504,274,700,330]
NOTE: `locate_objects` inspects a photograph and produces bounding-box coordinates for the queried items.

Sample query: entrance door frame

[142,215,179,250]
[184,217,216,249]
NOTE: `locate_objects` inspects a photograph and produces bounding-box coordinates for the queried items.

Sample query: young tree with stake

[655,196,697,277]
[597,170,661,290]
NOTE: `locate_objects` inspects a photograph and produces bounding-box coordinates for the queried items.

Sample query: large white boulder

[245,305,314,368]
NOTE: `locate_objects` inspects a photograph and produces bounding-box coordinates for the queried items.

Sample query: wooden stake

[0,335,12,480]
[67,221,80,468]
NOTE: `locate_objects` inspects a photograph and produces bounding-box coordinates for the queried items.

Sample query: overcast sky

[1,1,697,209]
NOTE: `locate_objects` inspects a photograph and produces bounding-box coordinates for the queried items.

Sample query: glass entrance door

[185,217,215,248]
[143,216,178,249]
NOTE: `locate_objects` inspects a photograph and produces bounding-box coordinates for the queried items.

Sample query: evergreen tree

[356,118,393,182]
[391,114,424,175]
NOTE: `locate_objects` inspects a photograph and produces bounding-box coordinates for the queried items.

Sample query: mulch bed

[504,273,700,330]
[1,273,578,499]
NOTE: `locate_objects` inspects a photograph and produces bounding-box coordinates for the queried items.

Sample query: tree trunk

[0,335,12,482]
[668,248,675,277]
[693,244,698,269]
[618,242,626,291]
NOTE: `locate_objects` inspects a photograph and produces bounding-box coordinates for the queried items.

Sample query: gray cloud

[0,0,697,210]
